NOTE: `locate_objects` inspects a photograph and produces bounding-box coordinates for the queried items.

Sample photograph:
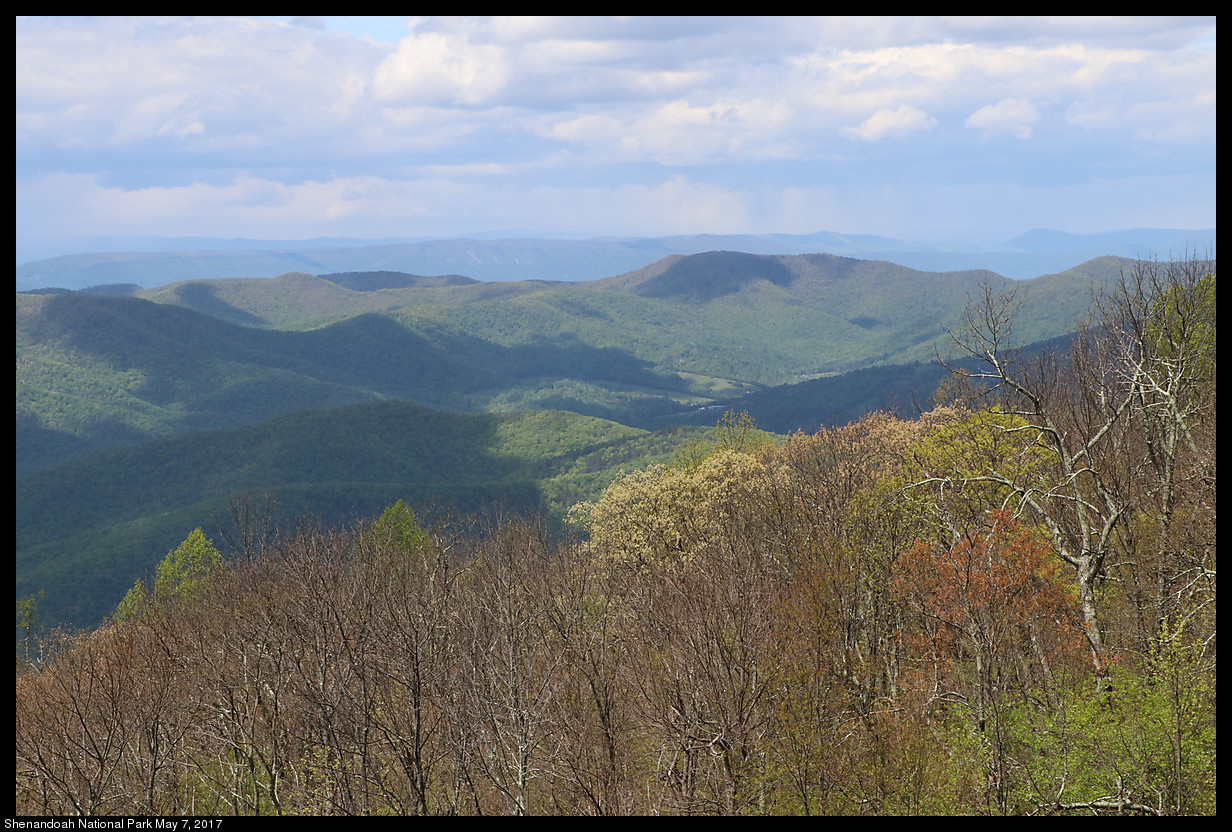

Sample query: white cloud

[543,97,796,164]
[373,26,510,106]
[965,98,1039,139]
[15,17,384,154]
[843,105,938,141]
[14,16,1216,247]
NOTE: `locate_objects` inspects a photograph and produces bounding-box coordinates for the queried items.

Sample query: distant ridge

[995,227,1215,254]
[317,271,478,291]
[18,251,1137,478]
[15,227,1216,290]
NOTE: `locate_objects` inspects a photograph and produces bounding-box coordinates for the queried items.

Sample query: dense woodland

[15,257,1216,815]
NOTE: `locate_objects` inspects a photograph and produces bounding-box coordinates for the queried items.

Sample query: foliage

[669,410,775,469]
[113,528,223,622]
[1002,626,1217,816]
[365,499,430,555]
[16,399,1216,813]
[573,446,777,568]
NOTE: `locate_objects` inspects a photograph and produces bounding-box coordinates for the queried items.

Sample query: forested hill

[141,251,1125,340]
[17,401,709,628]
[18,254,1129,476]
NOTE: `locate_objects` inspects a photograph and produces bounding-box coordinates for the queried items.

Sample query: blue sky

[15,16,1216,257]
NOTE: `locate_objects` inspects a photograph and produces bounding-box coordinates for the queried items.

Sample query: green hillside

[16,290,692,474]
[140,254,1130,378]
[129,252,1127,401]
[16,400,709,629]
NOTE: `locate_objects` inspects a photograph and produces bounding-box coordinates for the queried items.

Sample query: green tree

[153,528,223,606]
[113,578,151,624]
[367,500,430,555]
[114,528,223,622]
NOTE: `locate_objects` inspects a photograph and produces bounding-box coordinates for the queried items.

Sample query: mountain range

[15,245,1198,628]
[15,227,1215,290]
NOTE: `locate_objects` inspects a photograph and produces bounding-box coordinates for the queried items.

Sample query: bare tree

[452,517,568,815]
[361,511,461,815]
[211,491,280,564]
[936,254,1216,680]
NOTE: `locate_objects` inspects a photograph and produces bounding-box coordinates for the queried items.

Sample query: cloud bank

[16,16,1216,254]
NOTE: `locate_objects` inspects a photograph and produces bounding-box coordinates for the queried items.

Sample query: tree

[114,528,224,623]
[365,499,431,555]
[16,589,45,675]
[1095,261,1216,656]
[937,254,1216,680]
[671,410,774,469]
[452,518,567,815]
[893,511,1087,813]
[575,448,778,571]
[361,501,460,814]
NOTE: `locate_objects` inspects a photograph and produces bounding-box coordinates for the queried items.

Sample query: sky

[15,16,1217,259]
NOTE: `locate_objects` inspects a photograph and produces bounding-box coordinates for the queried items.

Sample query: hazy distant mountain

[993,227,1214,254]
[14,227,1215,290]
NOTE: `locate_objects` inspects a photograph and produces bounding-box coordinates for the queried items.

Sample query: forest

[15,256,1216,815]
[17,251,1127,630]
